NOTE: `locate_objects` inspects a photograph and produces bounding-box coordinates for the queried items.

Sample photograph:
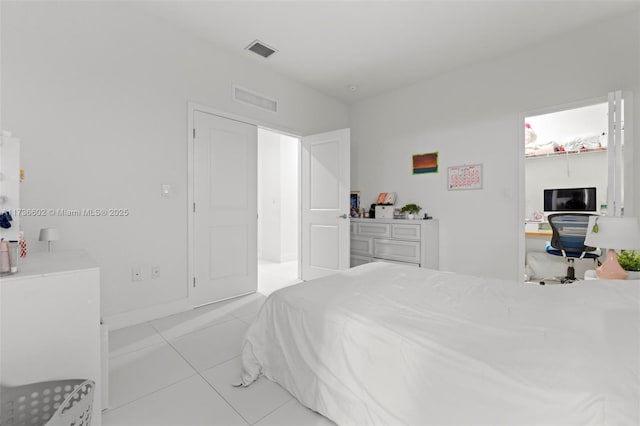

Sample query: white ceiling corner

[135,1,639,105]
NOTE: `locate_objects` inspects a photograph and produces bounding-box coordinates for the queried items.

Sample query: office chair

[542,213,601,284]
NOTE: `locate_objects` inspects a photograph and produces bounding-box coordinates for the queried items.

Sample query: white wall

[349,12,640,280]
[257,129,299,263]
[279,134,299,262]
[258,129,282,262]
[1,2,347,320]
[525,153,607,218]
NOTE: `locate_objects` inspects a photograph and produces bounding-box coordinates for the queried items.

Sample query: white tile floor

[104,274,333,426]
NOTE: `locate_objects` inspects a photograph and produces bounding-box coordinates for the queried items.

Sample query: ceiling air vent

[245,40,277,58]
[233,85,278,113]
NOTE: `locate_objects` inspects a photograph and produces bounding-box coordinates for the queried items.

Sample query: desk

[525,221,551,254]
[525,230,551,254]
[525,231,552,238]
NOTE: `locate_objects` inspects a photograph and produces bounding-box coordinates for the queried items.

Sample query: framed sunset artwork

[412,152,438,174]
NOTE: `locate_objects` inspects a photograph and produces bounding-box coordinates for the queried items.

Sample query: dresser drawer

[373,239,421,264]
[372,258,420,267]
[357,222,390,238]
[391,224,421,240]
[350,221,358,234]
[349,218,439,270]
[351,236,373,256]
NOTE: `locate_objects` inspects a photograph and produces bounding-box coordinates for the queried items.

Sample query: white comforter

[241,263,639,425]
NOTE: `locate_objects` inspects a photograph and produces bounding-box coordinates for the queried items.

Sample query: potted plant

[617,250,640,279]
[401,203,421,220]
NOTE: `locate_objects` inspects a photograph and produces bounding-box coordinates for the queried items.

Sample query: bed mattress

[241,263,639,425]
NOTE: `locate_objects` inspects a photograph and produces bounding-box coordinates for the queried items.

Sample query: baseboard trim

[103,298,192,331]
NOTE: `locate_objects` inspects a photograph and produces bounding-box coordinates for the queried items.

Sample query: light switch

[161,184,172,197]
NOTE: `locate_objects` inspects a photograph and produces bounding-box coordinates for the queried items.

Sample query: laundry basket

[0,379,95,426]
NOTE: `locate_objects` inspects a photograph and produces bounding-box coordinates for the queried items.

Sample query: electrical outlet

[132,267,143,282]
[151,266,160,279]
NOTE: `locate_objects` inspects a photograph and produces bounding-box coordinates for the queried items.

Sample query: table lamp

[584,216,640,279]
[38,227,60,252]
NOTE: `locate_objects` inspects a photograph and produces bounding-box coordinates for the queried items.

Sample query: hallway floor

[258,259,300,295]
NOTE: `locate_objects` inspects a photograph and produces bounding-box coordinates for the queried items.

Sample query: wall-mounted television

[544,187,597,212]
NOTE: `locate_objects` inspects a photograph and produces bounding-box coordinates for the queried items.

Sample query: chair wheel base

[538,277,576,285]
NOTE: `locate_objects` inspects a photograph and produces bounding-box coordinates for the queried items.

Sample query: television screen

[544,187,597,212]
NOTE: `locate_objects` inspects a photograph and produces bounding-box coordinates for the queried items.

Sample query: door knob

[338,214,348,219]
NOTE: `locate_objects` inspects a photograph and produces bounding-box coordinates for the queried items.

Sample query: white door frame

[187,102,302,303]
[517,92,635,282]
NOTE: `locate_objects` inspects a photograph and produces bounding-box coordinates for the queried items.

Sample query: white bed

[240,263,639,425]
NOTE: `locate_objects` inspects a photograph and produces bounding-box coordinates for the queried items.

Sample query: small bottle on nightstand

[600,204,608,216]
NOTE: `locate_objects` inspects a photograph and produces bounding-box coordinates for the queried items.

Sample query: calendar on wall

[447,164,483,191]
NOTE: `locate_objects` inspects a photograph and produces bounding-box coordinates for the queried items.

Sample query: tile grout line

[150,321,253,426]
[183,294,300,424]
[249,396,294,425]
[103,373,199,415]
[106,297,269,424]
[105,323,201,415]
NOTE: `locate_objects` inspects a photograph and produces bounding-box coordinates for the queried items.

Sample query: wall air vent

[233,85,278,113]
[245,40,277,58]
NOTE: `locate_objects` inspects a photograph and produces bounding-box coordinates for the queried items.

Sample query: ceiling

[137,1,639,104]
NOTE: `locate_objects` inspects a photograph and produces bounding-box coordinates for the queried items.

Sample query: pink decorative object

[18,231,27,258]
[596,249,628,280]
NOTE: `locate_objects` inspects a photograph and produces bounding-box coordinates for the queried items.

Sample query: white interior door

[192,111,257,305]
[301,128,351,280]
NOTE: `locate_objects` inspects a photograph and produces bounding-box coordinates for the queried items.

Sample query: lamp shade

[584,216,640,250]
[38,227,60,242]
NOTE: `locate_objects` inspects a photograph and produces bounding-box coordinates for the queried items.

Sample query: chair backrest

[547,213,597,254]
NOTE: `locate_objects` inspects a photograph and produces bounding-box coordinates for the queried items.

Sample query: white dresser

[1,251,102,425]
[350,218,439,269]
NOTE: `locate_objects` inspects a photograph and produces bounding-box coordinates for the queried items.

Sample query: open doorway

[257,128,301,294]
[523,101,610,282]
[188,104,351,308]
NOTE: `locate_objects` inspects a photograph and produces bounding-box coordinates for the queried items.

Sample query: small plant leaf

[618,250,640,271]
